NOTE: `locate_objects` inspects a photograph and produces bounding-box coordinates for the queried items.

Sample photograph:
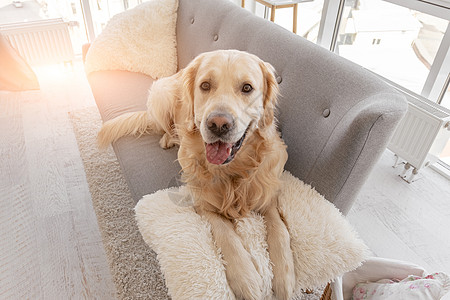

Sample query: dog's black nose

[206,113,234,137]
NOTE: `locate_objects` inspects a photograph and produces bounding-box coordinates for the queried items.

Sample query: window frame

[385,0,450,19]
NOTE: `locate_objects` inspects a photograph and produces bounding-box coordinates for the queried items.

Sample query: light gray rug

[70,107,169,300]
[70,106,324,300]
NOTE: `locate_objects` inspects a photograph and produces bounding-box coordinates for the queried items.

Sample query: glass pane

[251,0,324,43]
[0,0,88,55]
[335,0,449,95]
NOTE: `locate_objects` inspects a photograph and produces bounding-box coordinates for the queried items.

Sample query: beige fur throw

[84,0,178,79]
[135,171,369,299]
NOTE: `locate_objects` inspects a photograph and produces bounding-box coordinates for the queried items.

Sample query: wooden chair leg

[270,5,276,22]
[241,0,245,8]
[293,3,298,34]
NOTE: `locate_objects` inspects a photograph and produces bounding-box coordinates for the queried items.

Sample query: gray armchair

[85,0,407,297]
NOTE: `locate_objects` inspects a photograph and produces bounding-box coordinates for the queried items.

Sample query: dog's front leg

[198,209,263,300]
[264,201,296,300]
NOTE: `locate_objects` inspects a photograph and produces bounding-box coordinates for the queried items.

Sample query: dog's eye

[200,82,211,91]
[242,84,253,93]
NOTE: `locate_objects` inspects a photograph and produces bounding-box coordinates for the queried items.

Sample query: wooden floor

[0,61,116,299]
[0,59,449,298]
[347,151,450,275]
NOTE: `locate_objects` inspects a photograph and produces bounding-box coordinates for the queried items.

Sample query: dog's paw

[227,257,263,300]
[272,257,296,300]
[159,133,176,149]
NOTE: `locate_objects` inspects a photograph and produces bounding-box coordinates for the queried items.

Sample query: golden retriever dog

[98,50,295,300]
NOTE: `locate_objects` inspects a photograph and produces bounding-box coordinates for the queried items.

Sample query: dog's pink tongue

[206,141,232,165]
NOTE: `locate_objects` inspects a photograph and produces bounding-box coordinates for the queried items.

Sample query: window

[330,0,450,170]
[335,0,448,96]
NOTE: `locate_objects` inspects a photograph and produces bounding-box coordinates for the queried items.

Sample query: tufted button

[190,18,195,24]
[276,75,282,84]
[213,34,219,41]
[322,108,331,118]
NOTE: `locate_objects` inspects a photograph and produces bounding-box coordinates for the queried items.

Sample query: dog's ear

[259,61,280,129]
[181,55,203,132]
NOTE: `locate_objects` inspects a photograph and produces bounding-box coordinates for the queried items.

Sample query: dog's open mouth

[205,129,248,165]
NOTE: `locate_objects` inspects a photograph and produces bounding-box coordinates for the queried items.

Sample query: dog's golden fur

[98,50,295,300]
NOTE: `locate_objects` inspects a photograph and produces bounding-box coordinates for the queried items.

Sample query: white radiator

[388,95,450,182]
[0,18,74,65]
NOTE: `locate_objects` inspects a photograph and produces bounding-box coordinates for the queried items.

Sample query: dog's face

[183,50,279,165]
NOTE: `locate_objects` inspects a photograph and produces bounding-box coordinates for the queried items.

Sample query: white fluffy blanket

[135,171,369,300]
[84,0,178,79]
